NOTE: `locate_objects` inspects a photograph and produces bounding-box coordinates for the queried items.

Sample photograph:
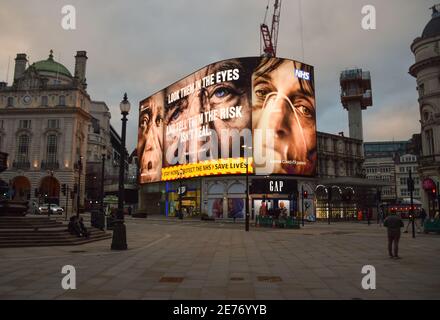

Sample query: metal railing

[41,161,59,170]
[12,161,30,169]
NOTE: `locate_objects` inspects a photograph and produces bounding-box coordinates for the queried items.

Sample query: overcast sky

[0,0,436,151]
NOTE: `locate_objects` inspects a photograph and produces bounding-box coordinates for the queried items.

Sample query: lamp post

[242,145,252,232]
[100,150,106,215]
[178,169,183,220]
[76,157,82,218]
[111,93,130,251]
[408,169,415,239]
[301,185,305,227]
[327,186,332,225]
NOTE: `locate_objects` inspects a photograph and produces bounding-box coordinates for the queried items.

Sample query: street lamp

[111,93,130,251]
[100,147,106,215]
[242,145,252,232]
[178,169,183,220]
[327,186,332,225]
[76,157,82,218]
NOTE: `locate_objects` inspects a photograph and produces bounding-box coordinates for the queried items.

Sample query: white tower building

[340,69,373,141]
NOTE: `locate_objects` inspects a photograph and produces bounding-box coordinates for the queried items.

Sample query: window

[46,134,57,163]
[425,129,435,155]
[41,96,48,106]
[19,120,31,129]
[7,97,13,107]
[47,119,59,129]
[0,119,3,129]
[16,134,29,163]
[0,135,3,151]
[59,95,66,106]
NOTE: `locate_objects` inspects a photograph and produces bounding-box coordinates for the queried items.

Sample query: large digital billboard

[138,57,316,184]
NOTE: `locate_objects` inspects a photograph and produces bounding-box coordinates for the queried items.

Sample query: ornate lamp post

[111,93,130,251]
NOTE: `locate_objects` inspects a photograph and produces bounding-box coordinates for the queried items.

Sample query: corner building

[137,57,379,220]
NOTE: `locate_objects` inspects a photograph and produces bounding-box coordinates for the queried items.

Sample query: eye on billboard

[137,57,316,184]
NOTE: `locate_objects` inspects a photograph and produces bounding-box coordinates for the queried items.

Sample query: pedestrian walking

[378,207,384,227]
[384,211,404,259]
[419,208,427,229]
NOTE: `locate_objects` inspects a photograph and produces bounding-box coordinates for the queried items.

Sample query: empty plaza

[0,218,439,300]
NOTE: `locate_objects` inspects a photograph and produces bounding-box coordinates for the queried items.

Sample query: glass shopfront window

[166,179,201,217]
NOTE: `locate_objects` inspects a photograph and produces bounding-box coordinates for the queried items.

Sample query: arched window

[16,134,29,163]
[46,134,58,163]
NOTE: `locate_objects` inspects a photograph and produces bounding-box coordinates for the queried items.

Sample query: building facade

[0,50,104,215]
[138,130,375,221]
[395,154,421,202]
[410,5,440,216]
[84,101,111,208]
[363,156,396,201]
[363,141,421,204]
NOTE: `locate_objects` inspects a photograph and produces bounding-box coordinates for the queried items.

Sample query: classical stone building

[410,5,440,216]
[0,50,104,215]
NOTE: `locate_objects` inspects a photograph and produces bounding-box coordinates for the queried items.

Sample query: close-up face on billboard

[137,57,316,183]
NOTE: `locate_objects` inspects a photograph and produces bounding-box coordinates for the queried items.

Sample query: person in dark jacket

[419,208,427,229]
[384,212,404,259]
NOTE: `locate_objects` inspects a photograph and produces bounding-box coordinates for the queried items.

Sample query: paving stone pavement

[0,217,439,300]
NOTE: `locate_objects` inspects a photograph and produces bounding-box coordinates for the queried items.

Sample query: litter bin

[91,210,105,230]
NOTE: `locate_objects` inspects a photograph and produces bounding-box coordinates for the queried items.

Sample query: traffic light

[432,188,437,197]
[303,190,308,199]
[61,184,67,196]
[34,188,39,197]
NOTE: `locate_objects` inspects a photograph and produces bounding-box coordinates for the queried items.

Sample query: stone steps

[0,216,111,248]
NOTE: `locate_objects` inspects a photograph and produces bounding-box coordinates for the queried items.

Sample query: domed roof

[422,7,440,39]
[31,50,72,78]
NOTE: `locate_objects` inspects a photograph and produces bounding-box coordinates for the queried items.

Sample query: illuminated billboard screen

[138,57,316,184]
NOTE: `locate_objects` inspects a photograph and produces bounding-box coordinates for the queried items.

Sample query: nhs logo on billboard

[294,69,310,81]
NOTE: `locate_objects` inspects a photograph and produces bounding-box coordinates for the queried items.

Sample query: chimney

[13,53,27,81]
[74,51,87,85]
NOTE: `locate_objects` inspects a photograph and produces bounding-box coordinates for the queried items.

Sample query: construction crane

[260,0,282,57]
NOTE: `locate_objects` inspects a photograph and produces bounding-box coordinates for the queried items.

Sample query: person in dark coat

[78,217,90,238]
[419,208,427,228]
[384,212,404,259]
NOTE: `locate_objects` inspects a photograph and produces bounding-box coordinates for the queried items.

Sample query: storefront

[315,178,389,221]
[204,178,246,219]
[165,179,201,217]
[250,178,299,219]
